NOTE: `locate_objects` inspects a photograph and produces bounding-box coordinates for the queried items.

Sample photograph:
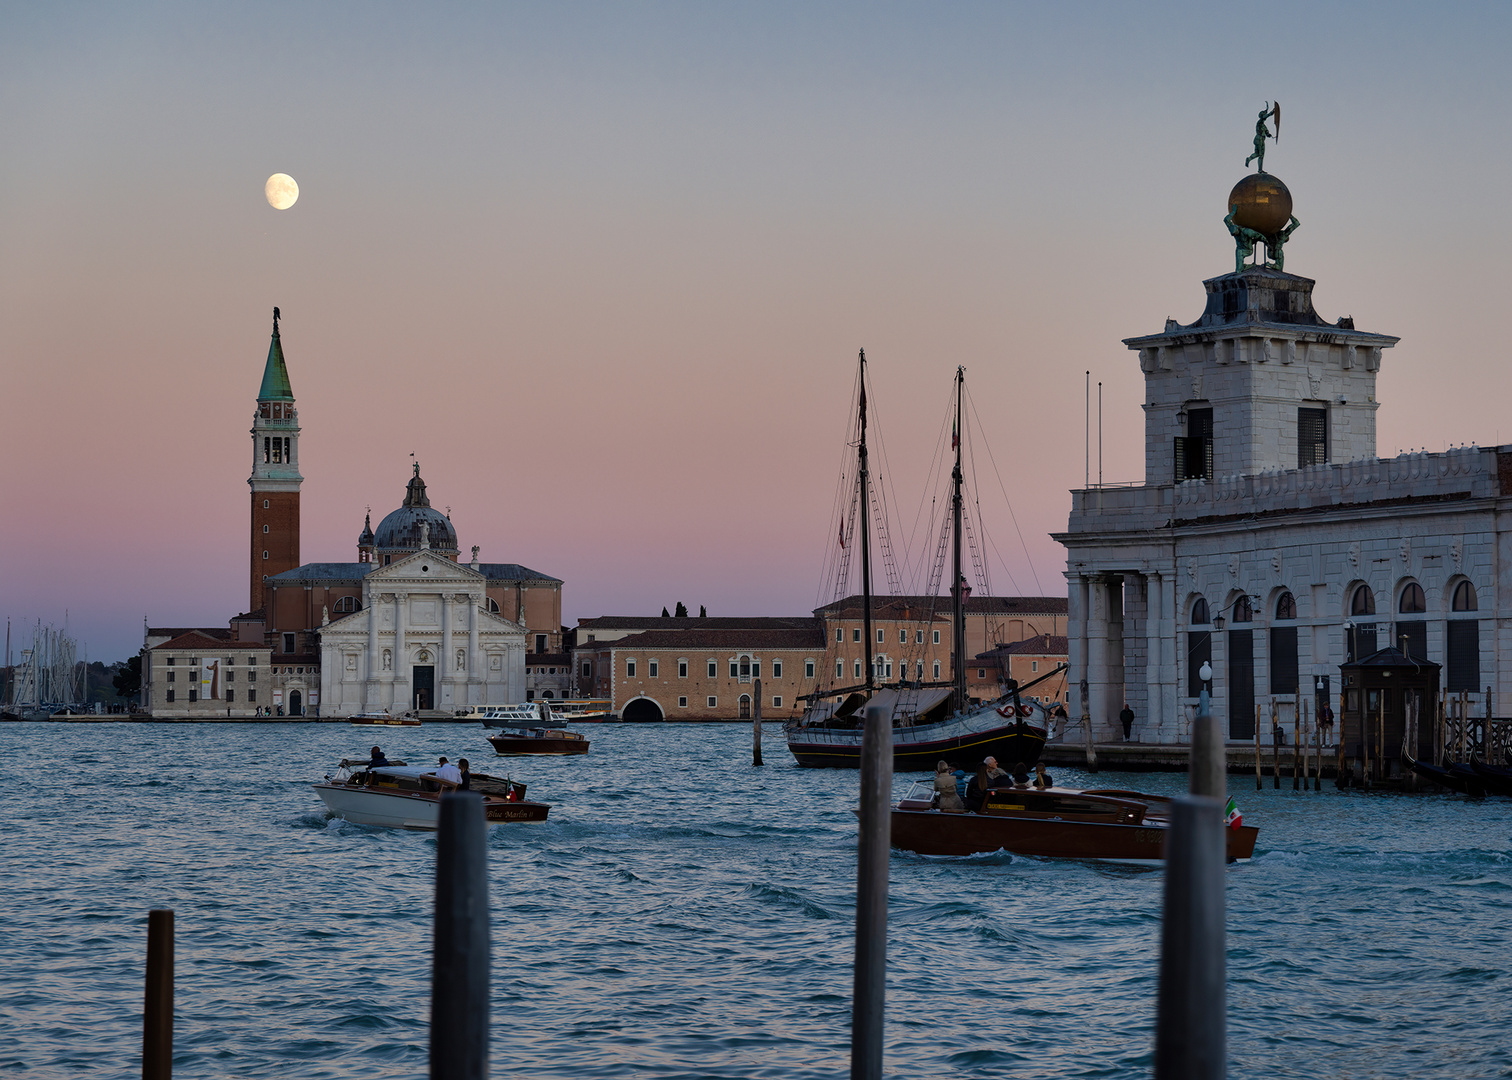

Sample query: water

[1,722,1510,1078]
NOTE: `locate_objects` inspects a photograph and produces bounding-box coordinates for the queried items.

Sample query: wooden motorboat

[348,710,420,727]
[313,761,550,828]
[486,727,590,756]
[887,783,1259,862]
[1402,751,1486,797]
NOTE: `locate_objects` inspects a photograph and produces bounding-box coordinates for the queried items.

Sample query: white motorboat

[454,702,554,728]
[312,760,550,829]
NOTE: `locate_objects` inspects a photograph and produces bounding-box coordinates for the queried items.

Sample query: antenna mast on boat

[858,349,874,698]
[951,366,967,714]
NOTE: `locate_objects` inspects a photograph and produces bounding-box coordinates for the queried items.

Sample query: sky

[4,1,1511,663]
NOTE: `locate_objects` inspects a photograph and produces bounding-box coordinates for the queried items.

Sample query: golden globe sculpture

[1227,173,1293,237]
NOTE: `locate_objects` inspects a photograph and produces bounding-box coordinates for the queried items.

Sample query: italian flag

[1224,796,1242,829]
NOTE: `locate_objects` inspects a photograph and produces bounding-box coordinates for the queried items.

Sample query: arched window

[333,596,360,614]
[486,597,500,614]
[1398,583,1425,614]
[1191,598,1210,625]
[739,655,751,679]
[1350,586,1375,616]
[1452,581,1477,612]
[1275,592,1296,620]
[1232,596,1253,623]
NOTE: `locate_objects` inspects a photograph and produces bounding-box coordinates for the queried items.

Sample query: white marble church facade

[1056,264,1507,746]
[318,548,527,713]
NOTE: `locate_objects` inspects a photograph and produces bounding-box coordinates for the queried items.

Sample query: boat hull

[312,784,550,829]
[787,720,1045,772]
[486,733,590,756]
[890,807,1259,861]
[348,716,421,727]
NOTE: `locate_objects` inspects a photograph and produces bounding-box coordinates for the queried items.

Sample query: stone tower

[248,308,303,613]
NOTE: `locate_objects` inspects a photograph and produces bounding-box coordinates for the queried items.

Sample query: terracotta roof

[148,627,232,642]
[816,595,1067,617]
[577,627,827,651]
[975,634,1069,659]
[577,616,821,631]
[153,631,261,652]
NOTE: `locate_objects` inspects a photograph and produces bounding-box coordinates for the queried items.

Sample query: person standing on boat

[934,761,966,812]
[1120,703,1135,741]
[433,756,463,790]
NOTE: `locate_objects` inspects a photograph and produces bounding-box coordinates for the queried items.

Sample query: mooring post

[1292,701,1300,791]
[1155,794,1227,1080]
[752,677,764,766]
[431,793,490,1080]
[143,909,173,1080]
[851,704,892,1080]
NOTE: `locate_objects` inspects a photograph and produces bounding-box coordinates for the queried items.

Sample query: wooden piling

[1271,700,1280,790]
[143,909,173,1080]
[1292,702,1300,790]
[851,705,892,1080]
[1312,701,1322,791]
[752,677,763,766]
[1080,677,1098,773]
[431,793,490,1080]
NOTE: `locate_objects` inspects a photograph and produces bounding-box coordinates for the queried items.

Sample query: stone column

[392,591,408,710]
[467,593,482,705]
[1086,576,1111,742]
[1069,573,1090,738]
[1162,572,1180,744]
[366,595,381,709]
[1146,571,1164,742]
[441,593,454,707]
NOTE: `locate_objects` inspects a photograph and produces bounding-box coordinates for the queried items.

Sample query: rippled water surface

[2,722,1511,1078]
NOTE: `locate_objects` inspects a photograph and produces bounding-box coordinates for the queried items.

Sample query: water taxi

[313,760,550,829]
[347,710,421,727]
[486,727,590,756]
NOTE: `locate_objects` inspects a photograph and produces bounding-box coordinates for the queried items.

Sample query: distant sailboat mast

[858,349,874,698]
[951,366,967,715]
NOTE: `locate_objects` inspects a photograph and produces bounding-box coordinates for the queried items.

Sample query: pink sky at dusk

[4,3,1511,662]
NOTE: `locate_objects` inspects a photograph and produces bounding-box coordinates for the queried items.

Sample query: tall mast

[951,366,967,713]
[858,349,874,696]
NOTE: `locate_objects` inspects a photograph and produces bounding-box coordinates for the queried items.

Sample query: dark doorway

[622,697,664,723]
[739,695,752,719]
[1228,629,1255,740]
[288,690,303,717]
[413,665,434,710]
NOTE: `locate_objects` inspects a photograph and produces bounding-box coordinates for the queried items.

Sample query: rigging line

[961,399,993,597]
[813,361,865,610]
[900,378,959,594]
[862,361,913,593]
[964,382,1045,594]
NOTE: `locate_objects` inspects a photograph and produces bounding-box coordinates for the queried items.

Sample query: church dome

[374,466,459,557]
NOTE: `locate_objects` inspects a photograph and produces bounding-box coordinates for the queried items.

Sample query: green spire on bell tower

[258,306,294,401]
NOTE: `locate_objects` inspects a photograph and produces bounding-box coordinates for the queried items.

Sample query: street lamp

[1192,659,1221,798]
[1212,614,1226,631]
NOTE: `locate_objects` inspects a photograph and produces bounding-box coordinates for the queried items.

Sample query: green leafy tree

[112,653,143,700]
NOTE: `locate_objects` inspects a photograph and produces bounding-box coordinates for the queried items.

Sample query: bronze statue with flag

[1245,101,1280,171]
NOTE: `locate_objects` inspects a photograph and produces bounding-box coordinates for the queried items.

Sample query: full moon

[265,173,299,210]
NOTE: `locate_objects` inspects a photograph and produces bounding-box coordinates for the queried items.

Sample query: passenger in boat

[433,756,464,791]
[368,746,390,768]
[456,758,472,791]
[1033,762,1054,790]
[1010,761,1032,788]
[982,756,1008,783]
[965,764,992,812]
[933,760,966,812]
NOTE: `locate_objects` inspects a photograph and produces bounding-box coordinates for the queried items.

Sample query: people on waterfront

[433,756,463,790]
[1033,762,1054,790]
[1120,703,1135,740]
[934,760,966,812]
[1010,761,1032,788]
[456,758,472,791]
[1322,703,1335,746]
[965,764,992,812]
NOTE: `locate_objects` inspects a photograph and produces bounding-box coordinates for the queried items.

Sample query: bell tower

[249,307,303,614]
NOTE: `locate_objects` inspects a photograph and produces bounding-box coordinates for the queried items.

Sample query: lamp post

[1192,661,1223,798]
[1343,619,1354,663]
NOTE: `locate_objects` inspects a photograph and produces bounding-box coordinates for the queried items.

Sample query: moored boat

[313,760,550,828]
[1402,751,1486,797]
[486,727,590,756]
[1468,759,1512,797]
[887,782,1259,862]
[549,699,619,723]
[456,702,553,728]
[348,710,421,727]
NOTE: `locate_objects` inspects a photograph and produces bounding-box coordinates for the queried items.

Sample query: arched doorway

[622,697,663,723]
[288,689,303,717]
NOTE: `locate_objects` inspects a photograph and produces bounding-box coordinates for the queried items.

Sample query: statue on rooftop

[1245,102,1280,171]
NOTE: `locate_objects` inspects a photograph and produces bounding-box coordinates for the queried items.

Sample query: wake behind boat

[888,781,1259,862]
[313,759,550,828]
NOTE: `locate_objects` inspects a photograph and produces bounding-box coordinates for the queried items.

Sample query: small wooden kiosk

[1339,646,1440,784]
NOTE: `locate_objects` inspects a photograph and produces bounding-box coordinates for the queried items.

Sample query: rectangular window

[263,437,271,463]
[678,660,688,678]
[805,660,814,678]
[283,437,290,463]
[854,661,862,678]
[167,671,175,682]
[582,662,592,677]
[626,659,636,677]
[978,668,986,678]
[1031,661,1038,672]
[1298,407,1328,467]
[730,661,739,678]
[707,696,717,708]
[679,696,688,707]
[226,689,235,703]
[932,660,941,679]
[836,660,843,678]
[751,660,760,678]
[773,696,782,708]
[885,661,893,678]
[852,628,861,643]
[282,633,295,654]
[535,634,547,653]
[1269,625,1299,695]
[248,668,257,682]
[836,628,843,642]
[932,630,941,645]
[876,629,884,644]
[248,689,256,702]
[916,630,924,644]
[226,669,235,682]
[708,661,717,677]
[916,660,924,678]
[648,660,658,678]
[1175,406,1214,482]
[166,689,175,702]
[188,689,197,702]
[899,629,907,644]
[772,660,783,678]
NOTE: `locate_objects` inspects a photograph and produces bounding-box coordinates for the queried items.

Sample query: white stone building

[318,546,527,715]
[1056,263,1502,745]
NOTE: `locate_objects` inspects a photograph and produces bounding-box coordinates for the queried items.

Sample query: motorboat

[455,703,552,728]
[486,727,590,756]
[348,710,421,727]
[549,699,619,723]
[313,759,550,829]
[887,782,1259,862]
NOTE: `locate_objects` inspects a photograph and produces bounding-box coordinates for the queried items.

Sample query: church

[1056,139,1503,757]
[146,310,564,718]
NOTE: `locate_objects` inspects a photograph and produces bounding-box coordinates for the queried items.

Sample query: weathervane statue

[1225,102,1299,272]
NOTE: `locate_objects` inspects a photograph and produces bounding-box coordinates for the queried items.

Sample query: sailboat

[785,357,1063,771]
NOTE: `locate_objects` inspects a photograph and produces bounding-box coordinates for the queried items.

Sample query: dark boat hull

[1468,760,1512,797]
[486,733,590,756]
[787,720,1045,772]
[890,808,1259,861]
[1403,752,1486,796]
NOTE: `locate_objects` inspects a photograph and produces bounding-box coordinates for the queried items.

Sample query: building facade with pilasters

[1056,260,1507,746]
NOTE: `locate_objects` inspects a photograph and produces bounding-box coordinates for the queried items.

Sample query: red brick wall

[250,491,300,613]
